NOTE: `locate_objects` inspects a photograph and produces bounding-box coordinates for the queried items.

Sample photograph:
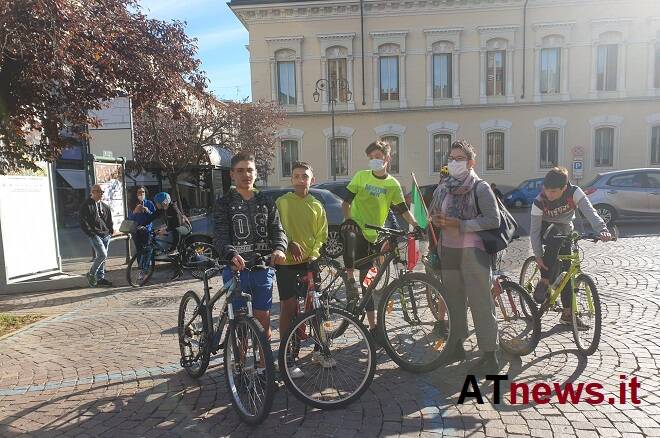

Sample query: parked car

[312,180,351,200]
[503,177,544,208]
[259,187,345,258]
[582,168,660,224]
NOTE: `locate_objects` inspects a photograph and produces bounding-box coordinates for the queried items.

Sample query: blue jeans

[89,235,111,280]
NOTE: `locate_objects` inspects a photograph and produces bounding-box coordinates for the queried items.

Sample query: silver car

[582,168,660,224]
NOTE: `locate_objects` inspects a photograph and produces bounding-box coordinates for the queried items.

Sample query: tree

[0,0,205,174]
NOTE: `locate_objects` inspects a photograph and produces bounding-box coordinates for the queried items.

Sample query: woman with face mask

[429,140,502,376]
[128,186,156,254]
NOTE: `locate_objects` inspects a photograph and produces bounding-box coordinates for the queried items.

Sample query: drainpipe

[521,0,529,99]
[360,0,366,106]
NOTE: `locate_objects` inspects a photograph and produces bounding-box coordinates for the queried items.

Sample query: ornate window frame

[275,128,304,181]
[323,126,355,180]
[534,117,567,173]
[477,26,518,104]
[266,36,304,112]
[370,31,408,110]
[480,119,512,174]
[647,19,660,96]
[374,124,406,176]
[532,22,574,102]
[426,121,459,175]
[589,19,632,99]
[318,33,356,111]
[589,115,623,171]
[424,28,463,107]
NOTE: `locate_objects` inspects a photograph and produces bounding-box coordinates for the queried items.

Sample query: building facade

[230,0,660,190]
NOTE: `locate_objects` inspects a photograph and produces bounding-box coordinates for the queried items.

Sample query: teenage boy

[213,152,287,342]
[276,162,330,377]
[342,140,423,336]
[530,167,611,326]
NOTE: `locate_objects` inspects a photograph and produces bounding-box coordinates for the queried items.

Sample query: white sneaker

[289,365,305,379]
[312,351,337,368]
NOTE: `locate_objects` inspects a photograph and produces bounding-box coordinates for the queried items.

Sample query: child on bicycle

[275,161,329,377]
[341,140,424,338]
[213,151,287,343]
[530,167,611,327]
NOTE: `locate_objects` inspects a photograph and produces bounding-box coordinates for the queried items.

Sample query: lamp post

[313,78,352,181]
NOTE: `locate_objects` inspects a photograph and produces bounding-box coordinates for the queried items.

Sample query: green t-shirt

[347,170,405,242]
[276,192,328,265]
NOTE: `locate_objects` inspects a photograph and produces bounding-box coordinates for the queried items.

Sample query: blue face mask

[369,159,386,171]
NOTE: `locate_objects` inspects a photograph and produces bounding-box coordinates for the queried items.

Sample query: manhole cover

[131,296,179,308]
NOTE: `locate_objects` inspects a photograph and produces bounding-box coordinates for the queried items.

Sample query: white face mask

[447,160,469,178]
[137,194,145,201]
[369,159,386,172]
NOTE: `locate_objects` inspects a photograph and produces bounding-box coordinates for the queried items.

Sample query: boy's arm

[343,173,360,220]
[574,187,608,233]
[267,198,288,254]
[390,185,419,228]
[213,196,238,261]
[310,204,329,259]
[529,201,544,258]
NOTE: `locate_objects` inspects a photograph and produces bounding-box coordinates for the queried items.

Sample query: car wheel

[322,227,343,259]
[514,199,524,208]
[595,204,616,224]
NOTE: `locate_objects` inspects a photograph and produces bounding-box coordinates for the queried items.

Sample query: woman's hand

[431,213,460,230]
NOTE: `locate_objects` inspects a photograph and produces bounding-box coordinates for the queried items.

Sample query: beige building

[230,0,660,190]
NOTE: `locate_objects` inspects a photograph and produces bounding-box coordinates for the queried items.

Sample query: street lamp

[313,78,352,181]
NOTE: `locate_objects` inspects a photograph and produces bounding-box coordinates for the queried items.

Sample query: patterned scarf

[429,169,480,220]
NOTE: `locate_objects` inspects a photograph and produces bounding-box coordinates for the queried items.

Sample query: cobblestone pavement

[1,236,659,437]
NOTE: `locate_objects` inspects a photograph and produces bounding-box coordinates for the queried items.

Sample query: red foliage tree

[0,0,205,173]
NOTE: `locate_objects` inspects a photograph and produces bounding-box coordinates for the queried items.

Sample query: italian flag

[410,172,437,246]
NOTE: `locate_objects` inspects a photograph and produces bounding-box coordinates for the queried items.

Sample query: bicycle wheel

[495,280,541,356]
[224,315,275,425]
[423,262,445,322]
[378,272,453,373]
[572,274,602,355]
[317,257,348,308]
[126,249,155,287]
[178,291,211,378]
[519,256,540,317]
[182,242,218,280]
[279,307,376,409]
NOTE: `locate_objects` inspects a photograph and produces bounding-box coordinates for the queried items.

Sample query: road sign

[573,159,584,179]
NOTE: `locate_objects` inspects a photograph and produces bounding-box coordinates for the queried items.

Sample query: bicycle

[328,224,454,373]
[127,227,217,287]
[177,257,276,424]
[519,232,608,355]
[278,261,376,409]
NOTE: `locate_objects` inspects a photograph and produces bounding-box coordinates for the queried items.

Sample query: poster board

[93,162,125,231]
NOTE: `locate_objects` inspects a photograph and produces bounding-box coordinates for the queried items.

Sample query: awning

[57,169,86,189]
[204,145,232,168]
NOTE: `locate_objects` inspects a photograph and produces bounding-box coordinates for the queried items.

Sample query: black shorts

[276,263,308,301]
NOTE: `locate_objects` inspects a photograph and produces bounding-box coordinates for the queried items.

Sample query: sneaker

[86,273,98,288]
[560,312,590,331]
[284,357,305,378]
[312,351,337,368]
[467,351,500,376]
[97,278,113,287]
[533,281,548,304]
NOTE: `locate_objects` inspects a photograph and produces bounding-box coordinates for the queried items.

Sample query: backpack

[474,181,519,254]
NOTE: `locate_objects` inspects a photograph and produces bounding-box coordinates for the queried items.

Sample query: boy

[530,167,611,326]
[213,152,287,342]
[341,140,423,337]
[276,162,330,377]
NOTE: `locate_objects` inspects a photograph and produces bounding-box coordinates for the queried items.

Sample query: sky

[139,0,251,101]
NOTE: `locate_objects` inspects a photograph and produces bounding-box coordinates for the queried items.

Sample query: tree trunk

[167,172,182,210]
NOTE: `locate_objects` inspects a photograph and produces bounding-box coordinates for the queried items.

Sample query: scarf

[429,169,480,220]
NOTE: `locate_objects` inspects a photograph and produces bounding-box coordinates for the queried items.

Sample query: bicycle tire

[572,274,602,356]
[126,249,155,287]
[377,272,454,373]
[424,262,445,322]
[224,315,275,425]
[178,291,211,378]
[496,280,541,356]
[519,256,540,317]
[279,306,376,410]
[317,257,348,308]
[181,242,219,280]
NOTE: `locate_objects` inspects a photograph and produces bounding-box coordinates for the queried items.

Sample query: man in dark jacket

[79,184,117,287]
[213,151,287,342]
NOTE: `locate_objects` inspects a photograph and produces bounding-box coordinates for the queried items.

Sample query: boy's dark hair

[544,167,569,189]
[450,139,476,160]
[231,151,256,169]
[291,161,313,174]
[365,140,391,156]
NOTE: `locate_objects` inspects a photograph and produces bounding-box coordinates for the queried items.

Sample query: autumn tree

[0,0,205,174]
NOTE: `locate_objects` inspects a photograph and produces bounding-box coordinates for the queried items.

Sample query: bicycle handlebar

[364,223,407,237]
[554,231,616,243]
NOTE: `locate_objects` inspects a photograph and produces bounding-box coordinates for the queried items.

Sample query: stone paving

[1,236,660,437]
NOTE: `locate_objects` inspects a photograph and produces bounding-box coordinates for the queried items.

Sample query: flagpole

[411,172,438,246]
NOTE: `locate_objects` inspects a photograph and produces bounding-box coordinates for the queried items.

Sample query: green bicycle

[520,232,608,355]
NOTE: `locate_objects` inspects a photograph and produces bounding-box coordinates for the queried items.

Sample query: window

[381,135,400,174]
[540,48,561,94]
[380,56,399,101]
[656,46,660,89]
[652,126,660,165]
[328,58,348,102]
[486,51,505,96]
[608,173,643,188]
[486,132,505,170]
[596,44,618,91]
[595,127,614,167]
[646,172,660,188]
[330,138,349,177]
[280,140,298,177]
[540,129,559,169]
[433,133,451,172]
[433,54,452,99]
[277,61,296,105]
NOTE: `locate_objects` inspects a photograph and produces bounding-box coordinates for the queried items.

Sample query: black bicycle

[127,228,217,287]
[178,258,276,425]
[278,261,376,409]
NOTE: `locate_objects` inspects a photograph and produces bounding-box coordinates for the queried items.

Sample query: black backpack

[474,181,519,254]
